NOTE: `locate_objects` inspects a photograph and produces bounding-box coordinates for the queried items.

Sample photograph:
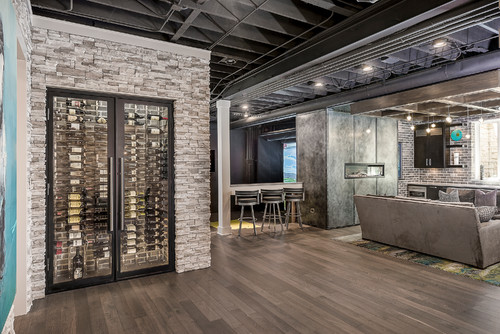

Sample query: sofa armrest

[478,220,500,268]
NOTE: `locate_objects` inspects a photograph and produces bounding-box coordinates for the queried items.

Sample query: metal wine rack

[52,96,112,284]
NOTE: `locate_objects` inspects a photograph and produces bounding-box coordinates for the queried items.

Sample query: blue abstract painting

[0,0,17,329]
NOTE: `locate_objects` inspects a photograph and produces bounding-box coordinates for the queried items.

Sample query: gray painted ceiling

[31,0,500,122]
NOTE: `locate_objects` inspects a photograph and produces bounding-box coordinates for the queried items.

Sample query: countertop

[408,182,500,189]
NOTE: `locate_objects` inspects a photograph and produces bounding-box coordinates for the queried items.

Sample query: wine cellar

[47,90,175,292]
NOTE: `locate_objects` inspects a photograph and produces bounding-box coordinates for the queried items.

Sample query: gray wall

[297,110,328,229]
[257,137,283,183]
[298,109,398,229]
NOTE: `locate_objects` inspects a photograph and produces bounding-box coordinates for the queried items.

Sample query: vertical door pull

[109,157,114,232]
[120,157,125,231]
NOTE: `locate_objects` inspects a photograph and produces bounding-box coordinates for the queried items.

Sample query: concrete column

[217,100,232,235]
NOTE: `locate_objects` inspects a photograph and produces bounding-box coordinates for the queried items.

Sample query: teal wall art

[0,0,17,329]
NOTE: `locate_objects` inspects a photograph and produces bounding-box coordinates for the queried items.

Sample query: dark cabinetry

[414,124,445,168]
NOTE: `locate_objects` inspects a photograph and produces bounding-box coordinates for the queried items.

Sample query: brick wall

[30,24,211,298]
[398,113,500,196]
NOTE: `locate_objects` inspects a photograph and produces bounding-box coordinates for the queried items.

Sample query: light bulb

[465,133,471,139]
[244,112,249,118]
[446,116,452,123]
[410,125,415,131]
[406,115,412,121]
[433,38,447,48]
[479,117,484,123]
[242,104,249,110]
[314,82,324,87]
[366,129,371,134]
[431,123,436,128]
[362,64,373,72]
[426,127,431,133]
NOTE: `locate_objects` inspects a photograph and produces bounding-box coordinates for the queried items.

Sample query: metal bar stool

[234,190,259,237]
[261,189,284,232]
[284,188,305,230]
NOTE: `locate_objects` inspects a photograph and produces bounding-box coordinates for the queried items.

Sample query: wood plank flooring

[14,224,500,333]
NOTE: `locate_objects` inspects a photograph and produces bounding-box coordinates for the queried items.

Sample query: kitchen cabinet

[414,123,445,168]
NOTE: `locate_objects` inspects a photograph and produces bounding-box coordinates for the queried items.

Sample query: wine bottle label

[56,249,63,255]
[131,141,137,147]
[69,154,82,161]
[130,156,137,162]
[69,216,81,224]
[150,128,160,135]
[131,170,137,176]
[150,116,160,121]
[69,201,82,208]
[74,268,83,279]
[56,241,63,248]
[71,123,80,130]
[128,205,137,211]
[68,115,77,122]
[100,169,107,175]
[97,117,107,124]
[69,231,82,239]
[68,194,81,200]
[127,191,137,197]
[127,247,137,254]
[100,185,107,191]
[70,162,82,169]
[127,120,135,126]
[103,251,110,258]
[128,112,135,119]
[127,197,137,204]
[68,108,76,115]
[71,225,80,231]
[125,212,137,218]
[151,142,160,148]
[100,177,107,183]
[127,232,136,239]
[126,224,136,232]
[70,179,80,185]
[131,135,136,140]
[127,239,136,246]
[71,101,81,107]
[130,149,136,154]
[69,208,81,216]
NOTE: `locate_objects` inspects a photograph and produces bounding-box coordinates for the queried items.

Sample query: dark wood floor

[15,224,500,333]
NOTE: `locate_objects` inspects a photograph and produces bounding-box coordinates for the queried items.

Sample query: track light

[314,82,324,87]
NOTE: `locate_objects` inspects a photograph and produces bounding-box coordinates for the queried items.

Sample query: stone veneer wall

[30,25,211,299]
[398,113,499,196]
[13,0,34,313]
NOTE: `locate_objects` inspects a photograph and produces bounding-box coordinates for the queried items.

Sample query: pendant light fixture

[431,116,436,128]
[446,106,452,123]
[406,113,412,121]
[465,107,471,139]
[426,115,431,133]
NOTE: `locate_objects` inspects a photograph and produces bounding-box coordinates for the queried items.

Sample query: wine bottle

[73,248,84,279]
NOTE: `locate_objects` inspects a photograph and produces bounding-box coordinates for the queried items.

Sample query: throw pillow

[448,188,475,203]
[439,189,459,202]
[475,189,497,207]
[476,206,497,223]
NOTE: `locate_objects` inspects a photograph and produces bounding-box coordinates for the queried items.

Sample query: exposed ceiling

[31,0,500,123]
[350,70,500,122]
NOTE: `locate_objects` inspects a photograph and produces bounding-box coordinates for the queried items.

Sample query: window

[283,142,297,183]
[474,120,500,180]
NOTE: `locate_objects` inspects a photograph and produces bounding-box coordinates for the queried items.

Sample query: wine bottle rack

[52,96,112,284]
[121,103,169,272]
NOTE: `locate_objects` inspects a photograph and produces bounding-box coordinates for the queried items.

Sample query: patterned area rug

[336,235,500,287]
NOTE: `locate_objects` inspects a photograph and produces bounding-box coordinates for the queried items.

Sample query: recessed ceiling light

[433,38,447,48]
[366,129,371,134]
[362,64,373,72]
[314,82,324,87]
[244,112,249,118]
[242,104,249,110]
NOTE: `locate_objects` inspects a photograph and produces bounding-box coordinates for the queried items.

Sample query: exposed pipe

[66,0,73,12]
[225,0,499,104]
[230,49,500,129]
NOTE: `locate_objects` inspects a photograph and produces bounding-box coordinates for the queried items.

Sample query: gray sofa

[353,195,500,268]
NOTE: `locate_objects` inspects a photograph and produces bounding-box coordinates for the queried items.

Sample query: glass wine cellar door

[47,90,174,293]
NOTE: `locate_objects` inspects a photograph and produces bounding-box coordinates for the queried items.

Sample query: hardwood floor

[14,224,500,333]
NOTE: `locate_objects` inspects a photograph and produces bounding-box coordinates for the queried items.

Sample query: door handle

[119,157,125,231]
[426,158,429,166]
[429,158,432,166]
[108,157,114,232]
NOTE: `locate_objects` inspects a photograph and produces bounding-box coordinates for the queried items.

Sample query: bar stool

[284,188,304,230]
[234,190,259,237]
[260,189,284,232]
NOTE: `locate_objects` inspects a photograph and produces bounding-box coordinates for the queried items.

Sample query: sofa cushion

[475,189,497,207]
[477,206,497,223]
[439,189,459,202]
[447,188,475,203]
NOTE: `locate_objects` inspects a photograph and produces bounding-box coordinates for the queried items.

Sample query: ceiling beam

[221,0,468,101]
[171,9,202,42]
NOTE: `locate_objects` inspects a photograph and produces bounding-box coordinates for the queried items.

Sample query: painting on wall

[0,0,17,329]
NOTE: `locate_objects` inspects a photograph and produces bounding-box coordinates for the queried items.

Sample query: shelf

[446,144,464,148]
[446,165,465,168]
